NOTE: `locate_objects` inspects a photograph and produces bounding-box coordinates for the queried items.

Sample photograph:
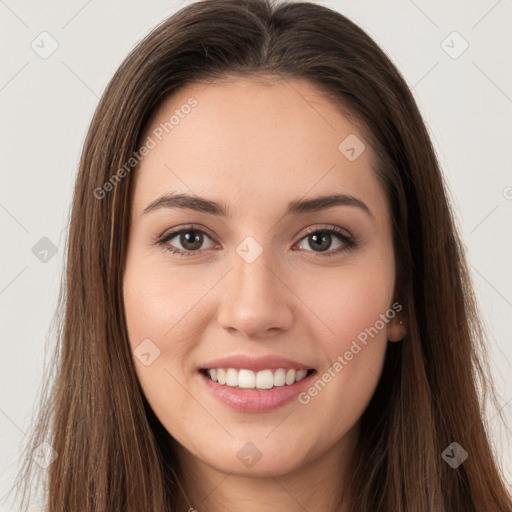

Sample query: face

[123,77,405,479]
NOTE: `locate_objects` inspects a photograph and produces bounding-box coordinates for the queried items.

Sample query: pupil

[310,232,331,252]
[177,231,333,252]
[181,231,202,250]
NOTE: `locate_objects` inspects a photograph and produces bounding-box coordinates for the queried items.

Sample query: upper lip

[200,354,315,372]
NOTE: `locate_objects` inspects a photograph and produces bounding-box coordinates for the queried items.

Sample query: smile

[201,367,315,390]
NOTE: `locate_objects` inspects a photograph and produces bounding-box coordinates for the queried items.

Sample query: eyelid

[156,224,220,252]
[296,223,353,241]
[156,223,356,257]
[158,223,353,243]
[157,223,216,241]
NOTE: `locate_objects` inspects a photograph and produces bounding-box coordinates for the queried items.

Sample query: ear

[387,315,407,342]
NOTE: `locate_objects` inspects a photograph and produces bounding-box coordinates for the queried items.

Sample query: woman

[13,0,512,510]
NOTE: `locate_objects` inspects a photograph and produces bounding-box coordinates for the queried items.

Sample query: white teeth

[238,369,255,389]
[204,367,312,389]
[285,369,296,385]
[273,368,286,387]
[295,369,308,382]
[225,368,238,387]
[256,369,274,389]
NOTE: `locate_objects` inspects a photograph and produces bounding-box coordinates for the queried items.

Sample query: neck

[174,424,359,512]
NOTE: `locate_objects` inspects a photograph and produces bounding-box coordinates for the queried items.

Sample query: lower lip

[198,370,317,412]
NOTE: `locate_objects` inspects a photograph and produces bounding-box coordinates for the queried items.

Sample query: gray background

[1,0,511,509]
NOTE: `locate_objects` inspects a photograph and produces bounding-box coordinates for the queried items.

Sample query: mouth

[198,366,318,412]
[199,367,317,391]
[197,354,318,412]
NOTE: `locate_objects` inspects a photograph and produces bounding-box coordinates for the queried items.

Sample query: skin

[123,76,406,512]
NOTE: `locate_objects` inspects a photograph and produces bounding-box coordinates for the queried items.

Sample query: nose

[216,249,294,339]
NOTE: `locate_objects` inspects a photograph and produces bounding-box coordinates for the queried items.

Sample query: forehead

[132,77,387,223]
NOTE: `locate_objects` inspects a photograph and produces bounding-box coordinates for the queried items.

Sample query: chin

[191,435,313,477]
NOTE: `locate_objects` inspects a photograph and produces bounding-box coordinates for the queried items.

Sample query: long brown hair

[10,0,511,510]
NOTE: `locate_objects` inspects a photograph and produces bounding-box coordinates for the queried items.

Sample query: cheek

[122,258,212,421]
[296,258,394,350]
[122,261,206,430]
[292,261,394,420]
[123,259,212,355]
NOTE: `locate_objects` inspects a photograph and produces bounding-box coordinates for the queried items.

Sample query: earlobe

[387,317,407,342]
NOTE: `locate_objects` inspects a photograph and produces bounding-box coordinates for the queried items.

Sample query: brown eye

[305,231,334,252]
[159,228,215,257]
[295,227,355,256]
[178,230,204,251]
[157,225,356,259]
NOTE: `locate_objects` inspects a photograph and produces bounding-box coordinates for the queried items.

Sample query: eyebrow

[143,192,374,220]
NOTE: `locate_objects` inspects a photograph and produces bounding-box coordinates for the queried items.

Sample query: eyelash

[155,224,357,260]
